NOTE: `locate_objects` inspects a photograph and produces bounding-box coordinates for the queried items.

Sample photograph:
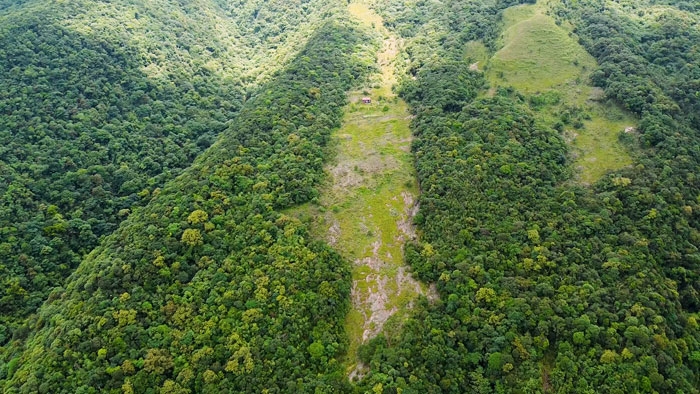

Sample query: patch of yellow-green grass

[499,3,538,40]
[325,135,426,370]
[348,1,402,96]
[348,2,383,28]
[488,8,596,93]
[485,1,635,184]
[344,309,365,364]
[287,2,431,376]
[464,41,489,71]
[573,108,636,184]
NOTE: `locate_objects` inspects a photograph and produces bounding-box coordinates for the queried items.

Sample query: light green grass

[488,5,596,93]
[288,1,429,375]
[485,1,634,184]
[464,41,489,69]
[297,100,424,371]
[574,115,634,183]
[489,24,587,90]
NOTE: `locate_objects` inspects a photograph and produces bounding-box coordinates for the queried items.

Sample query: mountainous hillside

[1,0,699,392]
[3,17,372,392]
[355,0,700,392]
[0,0,342,339]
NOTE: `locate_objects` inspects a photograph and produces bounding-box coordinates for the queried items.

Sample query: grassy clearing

[488,13,595,92]
[348,2,383,28]
[484,1,634,184]
[571,102,635,184]
[464,41,489,70]
[288,1,430,377]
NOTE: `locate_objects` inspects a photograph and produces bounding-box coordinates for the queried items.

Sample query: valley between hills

[1,0,699,392]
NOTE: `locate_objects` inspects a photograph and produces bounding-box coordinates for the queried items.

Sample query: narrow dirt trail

[290,1,434,379]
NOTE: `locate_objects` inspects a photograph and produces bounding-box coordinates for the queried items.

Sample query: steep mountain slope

[1,0,699,392]
[356,0,700,392]
[0,0,342,340]
[485,2,635,184]
[3,20,371,392]
[559,0,700,313]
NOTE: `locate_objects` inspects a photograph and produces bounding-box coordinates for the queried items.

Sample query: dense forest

[0,0,342,345]
[3,16,373,393]
[356,0,700,392]
[1,0,699,392]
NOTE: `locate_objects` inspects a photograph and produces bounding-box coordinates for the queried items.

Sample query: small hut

[361,97,372,104]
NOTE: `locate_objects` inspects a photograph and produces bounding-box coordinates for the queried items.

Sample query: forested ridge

[558,0,700,316]
[355,0,700,392]
[3,18,372,392]
[1,0,700,392]
[0,0,342,344]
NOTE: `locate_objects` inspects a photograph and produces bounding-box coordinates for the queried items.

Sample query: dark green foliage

[2,20,370,393]
[1,0,699,392]
[556,0,700,312]
[399,61,484,113]
[0,0,343,346]
[358,0,700,392]
[376,0,524,47]
[0,14,239,328]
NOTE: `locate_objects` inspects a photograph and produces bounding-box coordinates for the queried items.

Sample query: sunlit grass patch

[485,2,635,184]
[574,109,635,184]
[488,11,595,92]
[285,2,432,374]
